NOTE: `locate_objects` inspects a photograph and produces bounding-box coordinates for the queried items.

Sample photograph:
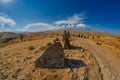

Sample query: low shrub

[28,46,35,50]
[40,46,46,51]
[47,42,52,46]
[53,38,59,43]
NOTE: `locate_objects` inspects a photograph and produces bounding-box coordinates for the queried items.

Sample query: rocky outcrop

[35,42,65,68]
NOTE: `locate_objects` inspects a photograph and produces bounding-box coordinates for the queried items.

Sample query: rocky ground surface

[0,33,120,80]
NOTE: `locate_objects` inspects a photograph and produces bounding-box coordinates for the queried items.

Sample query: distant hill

[0,32,18,43]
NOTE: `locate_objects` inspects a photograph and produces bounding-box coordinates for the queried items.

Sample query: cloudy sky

[0,0,120,33]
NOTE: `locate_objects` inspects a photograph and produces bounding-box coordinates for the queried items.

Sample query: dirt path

[76,38,120,80]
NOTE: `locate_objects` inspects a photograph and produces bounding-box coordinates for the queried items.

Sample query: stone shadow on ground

[39,58,86,69]
[64,58,86,68]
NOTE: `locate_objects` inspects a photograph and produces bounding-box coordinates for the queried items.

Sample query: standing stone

[35,42,65,68]
[63,30,70,49]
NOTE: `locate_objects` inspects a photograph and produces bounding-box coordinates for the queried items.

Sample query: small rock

[79,54,84,58]
[18,74,27,80]
[2,74,8,79]
[73,68,78,72]
[70,73,77,79]
[96,42,102,45]
[32,69,36,72]
[16,60,20,62]
[34,77,38,80]
[67,68,72,73]
[53,74,58,78]
[34,50,39,54]
[42,76,47,80]
[81,67,88,75]
[12,74,18,79]
[80,76,86,80]
[26,72,31,77]
[66,54,69,57]
[80,49,85,52]
[16,68,21,73]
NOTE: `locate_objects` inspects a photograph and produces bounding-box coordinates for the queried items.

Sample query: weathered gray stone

[63,30,70,49]
[35,42,65,68]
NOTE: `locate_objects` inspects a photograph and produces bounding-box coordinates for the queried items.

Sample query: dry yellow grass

[0,31,120,80]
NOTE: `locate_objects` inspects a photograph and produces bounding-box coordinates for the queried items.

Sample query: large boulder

[35,42,65,68]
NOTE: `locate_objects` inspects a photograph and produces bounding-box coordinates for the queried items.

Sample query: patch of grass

[40,46,46,51]
[0,42,8,48]
[53,38,59,43]
[47,42,52,47]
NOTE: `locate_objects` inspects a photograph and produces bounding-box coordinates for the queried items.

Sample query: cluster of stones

[72,33,100,39]
[35,30,72,68]
[35,30,87,69]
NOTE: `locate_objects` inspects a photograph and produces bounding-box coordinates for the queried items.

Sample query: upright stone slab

[63,30,70,49]
[35,42,65,68]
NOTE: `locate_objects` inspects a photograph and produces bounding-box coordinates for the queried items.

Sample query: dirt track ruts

[76,38,120,80]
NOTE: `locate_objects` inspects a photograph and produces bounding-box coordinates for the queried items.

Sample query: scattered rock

[67,68,72,73]
[12,74,18,79]
[16,68,21,73]
[34,77,38,80]
[18,75,26,80]
[80,76,86,80]
[42,76,47,80]
[73,68,78,72]
[66,54,69,57]
[32,69,36,72]
[2,74,8,79]
[80,48,85,52]
[79,54,84,58]
[34,50,39,54]
[81,67,88,75]
[70,73,77,79]
[26,72,31,77]
[96,42,102,45]
[53,74,58,78]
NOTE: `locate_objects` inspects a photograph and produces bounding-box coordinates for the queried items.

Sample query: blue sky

[0,0,120,33]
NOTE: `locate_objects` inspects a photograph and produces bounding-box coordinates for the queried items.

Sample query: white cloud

[21,13,88,32]
[54,14,86,29]
[24,23,55,32]
[0,13,16,27]
[76,24,86,28]
[54,14,83,25]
